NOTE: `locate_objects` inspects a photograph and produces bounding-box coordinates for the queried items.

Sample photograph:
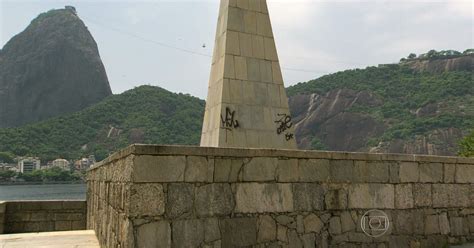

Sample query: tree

[426,50,437,58]
[408,53,417,59]
[0,170,16,181]
[459,130,474,157]
[0,152,15,163]
[463,49,474,55]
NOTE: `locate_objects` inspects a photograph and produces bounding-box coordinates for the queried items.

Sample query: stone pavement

[0,230,99,248]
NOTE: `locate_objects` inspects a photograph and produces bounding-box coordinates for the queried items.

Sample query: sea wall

[87,145,474,247]
[1,200,86,234]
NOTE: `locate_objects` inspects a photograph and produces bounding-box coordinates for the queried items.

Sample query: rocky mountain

[288,54,473,156]
[0,50,471,160]
[0,8,111,127]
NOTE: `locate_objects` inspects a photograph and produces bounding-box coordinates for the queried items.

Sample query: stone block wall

[0,201,5,234]
[2,200,86,233]
[87,145,474,247]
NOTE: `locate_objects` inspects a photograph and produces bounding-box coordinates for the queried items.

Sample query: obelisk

[200,0,296,149]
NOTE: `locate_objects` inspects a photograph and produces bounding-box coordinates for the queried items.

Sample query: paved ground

[0,230,100,248]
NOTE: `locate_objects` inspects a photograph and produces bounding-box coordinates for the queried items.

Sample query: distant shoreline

[0,181,85,186]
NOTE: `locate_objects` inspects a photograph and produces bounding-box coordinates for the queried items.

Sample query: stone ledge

[89,144,474,171]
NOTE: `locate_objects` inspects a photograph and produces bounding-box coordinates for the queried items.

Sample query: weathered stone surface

[129,184,165,217]
[330,160,354,182]
[204,218,220,242]
[393,211,413,234]
[420,235,447,248]
[468,215,474,233]
[257,215,276,242]
[214,158,243,182]
[298,159,330,182]
[325,188,348,210]
[166,183,194,218]
[450,217,466,236]
[340,212,356,233]
[412,210,425,235]
[300,233,315,248]
[236,183,293,213]
[292,183,324,211]
[221,218,257,247]
[419,163,443,183]
[297,215,304,234]
[388,236,410,248]
[275,215,294,225]
[413,184,432,207]
[348,184,394,209]
[432,184,471,208]
[347,232,371,243]
[277,159,299,182]
[438,212,450,235]
[425,215,440,234]
[329,217,342,235]
[242,157,277,181]
[455,164,474,183]
[277,224,288,242]
[389,162,400,183]
[444,163,456,183]
[185,156,214,182]
[133,155,186,182]
[136,221,170,248]
[399,162,419,182]
[303,214,323,234]
[395,184,414,209]
[172,219,204,247]
[353,161,389,182]
[288,229,303,248]
[196,184,234,217]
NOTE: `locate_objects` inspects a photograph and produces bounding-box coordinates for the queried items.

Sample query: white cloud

[268,0,319,29]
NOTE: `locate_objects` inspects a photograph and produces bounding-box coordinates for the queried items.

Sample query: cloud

[268,0,319,29]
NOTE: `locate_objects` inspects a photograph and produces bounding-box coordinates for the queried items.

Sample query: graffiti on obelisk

[200,0,297,149]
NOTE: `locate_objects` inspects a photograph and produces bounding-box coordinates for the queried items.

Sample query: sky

[0,0,472,99]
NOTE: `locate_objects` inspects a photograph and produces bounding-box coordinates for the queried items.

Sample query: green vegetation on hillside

[0,86,204,161]
[459,130,474,157]
[0,54,472,159]
[0,152,15,163]
[400,49,473,62]
[287,63,474,144]
[0,167,83,182]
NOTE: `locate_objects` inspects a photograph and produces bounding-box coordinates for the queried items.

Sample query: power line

[82,15,212,58]
[81,14,332,74]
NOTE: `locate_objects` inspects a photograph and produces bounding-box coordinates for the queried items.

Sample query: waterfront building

[74,156,95,170]
[18,157,40,173]
[52,158,71,171]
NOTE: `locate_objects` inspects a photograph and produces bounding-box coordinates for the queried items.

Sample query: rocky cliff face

[0,8,111,127]
[289,55,472,156]
[291,89,386,152]
[290,90,467,155]
[405,55,473,73]
[369,128,465,156]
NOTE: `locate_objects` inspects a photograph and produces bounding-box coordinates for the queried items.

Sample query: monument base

[87,144,474,247]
